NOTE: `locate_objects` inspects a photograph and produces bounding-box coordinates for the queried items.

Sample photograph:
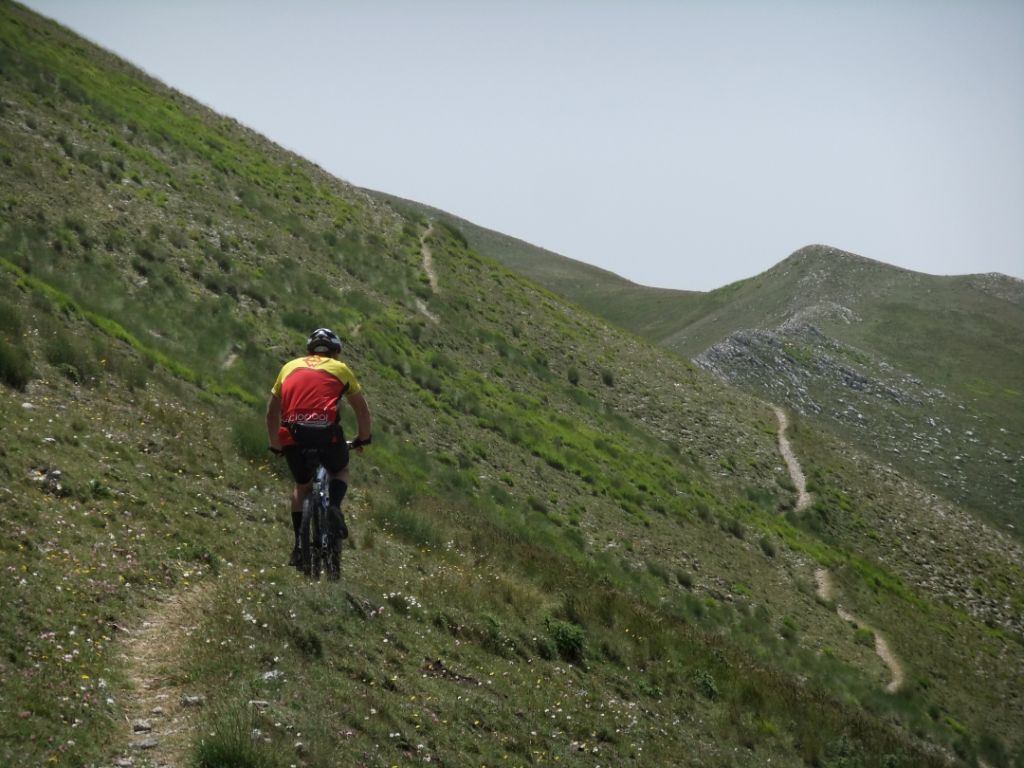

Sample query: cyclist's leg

[320,442,351,540]
[291,481,312,528]
[283,448,314,564]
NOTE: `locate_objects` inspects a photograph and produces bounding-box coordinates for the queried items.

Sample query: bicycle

[297,447,337,580]
[272,438,367,581]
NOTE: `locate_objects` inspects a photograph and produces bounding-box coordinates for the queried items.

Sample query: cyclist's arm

[266,393,283,450]
[346,390,372,444]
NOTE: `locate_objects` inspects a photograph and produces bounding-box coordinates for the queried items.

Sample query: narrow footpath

[774,406,904,693]
[116,582,213,766]
[415,224,440,323]
[420,223,439,293]
[814,568,905,693]
[772,406,811,512]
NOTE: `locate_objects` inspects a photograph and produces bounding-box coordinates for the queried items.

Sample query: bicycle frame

[297,453,338,581]
[272,438,368,581]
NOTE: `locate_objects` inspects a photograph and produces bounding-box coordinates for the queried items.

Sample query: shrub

[854,627,875,647]
[545,617,585,663]
[695,502,713,522]
[759,535,778,558]
[527,495,548,514]
[191,704,289,768]
[646,559,673,584]
[475,613,518,658]
[289,627,323,659]
[0,338,33,390]
[110,355,149,391]
[0,301,23,336]
[88,479,113,499]
[724,517,745,540]
[693,668,719,700]
[567,366,580,386]
[781,616,799,642]
[232,411,269,462]
[532,638,557,663]
[44,330,99,384]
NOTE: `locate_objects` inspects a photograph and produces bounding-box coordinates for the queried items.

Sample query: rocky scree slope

[689,247,1023,534]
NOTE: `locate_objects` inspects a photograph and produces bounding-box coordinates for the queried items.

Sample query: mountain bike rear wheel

[313,502,328,580]
[298,497,324,580]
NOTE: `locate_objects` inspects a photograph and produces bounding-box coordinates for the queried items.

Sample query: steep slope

[383,199,1024,536]
[1,4,1022,768]
[365,190,707,341]
[366,194,1023,534]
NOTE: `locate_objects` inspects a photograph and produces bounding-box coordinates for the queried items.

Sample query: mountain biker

[266,327,372,568]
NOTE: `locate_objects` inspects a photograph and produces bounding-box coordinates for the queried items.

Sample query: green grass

[397,192,1024,536]
[0,3,1020,766]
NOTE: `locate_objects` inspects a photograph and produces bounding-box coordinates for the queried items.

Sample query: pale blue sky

[23,1,1024,290]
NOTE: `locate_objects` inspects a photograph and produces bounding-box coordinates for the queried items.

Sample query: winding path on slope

[116,581,214,766]
[415,224,440,323]
[813,568,905,693]
[772,406,811,512]
[420,224,439,293]
[773,406,905,693]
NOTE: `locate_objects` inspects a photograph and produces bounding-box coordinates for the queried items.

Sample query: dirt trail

[420,224,439,293]
[815,568,905,693]
[116,581,214,766]
[415,224,440,323]
[772,406,811,512]
[775,406,904,693]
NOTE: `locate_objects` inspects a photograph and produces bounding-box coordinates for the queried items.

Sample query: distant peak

[777,245,910,278]
[787,244,872,264]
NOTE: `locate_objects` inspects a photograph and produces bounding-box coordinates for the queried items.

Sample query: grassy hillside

[365,191,707,342]
[1,3,1022,768]
[380,197,1024,536]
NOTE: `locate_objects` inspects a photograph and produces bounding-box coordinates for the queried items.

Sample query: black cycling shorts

[283,441,349,485]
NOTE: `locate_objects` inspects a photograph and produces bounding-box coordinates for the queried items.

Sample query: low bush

[693,668,719,700]
[0,300,23,336]
[0,337,33,389]
[43,328,99,384]
[191,703,289,768]
[854,627,876,648]
[545,617,585,663]
[232,409,270,462]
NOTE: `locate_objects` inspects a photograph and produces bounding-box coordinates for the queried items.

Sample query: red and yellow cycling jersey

[271,356,362,447]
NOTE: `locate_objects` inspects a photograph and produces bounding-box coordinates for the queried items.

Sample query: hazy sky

[23,1,1024,291]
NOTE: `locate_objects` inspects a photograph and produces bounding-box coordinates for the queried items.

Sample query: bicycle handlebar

[268,436,371,455]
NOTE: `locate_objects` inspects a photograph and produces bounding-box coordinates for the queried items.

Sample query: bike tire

[298,497,312,577]
[297,465,340,582]
[326,508,341,581]
[311,501,326,580]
